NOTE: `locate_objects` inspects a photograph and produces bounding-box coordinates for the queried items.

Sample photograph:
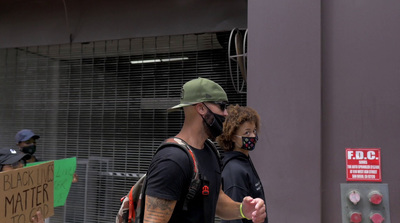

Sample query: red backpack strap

[160,137,199,181]
[128,185,135,222]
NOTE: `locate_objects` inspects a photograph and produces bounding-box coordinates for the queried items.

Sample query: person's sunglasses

[212,102,229,111]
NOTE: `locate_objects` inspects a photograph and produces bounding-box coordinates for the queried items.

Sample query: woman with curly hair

[217,105,268,223]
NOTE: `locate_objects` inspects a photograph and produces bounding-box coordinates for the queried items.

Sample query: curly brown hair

[216,104,260,151]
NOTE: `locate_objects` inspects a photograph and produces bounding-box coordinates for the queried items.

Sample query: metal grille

[0,32,246,222]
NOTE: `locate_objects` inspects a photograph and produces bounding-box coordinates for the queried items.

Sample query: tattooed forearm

[144,195,176,223]
[147,196,174,211]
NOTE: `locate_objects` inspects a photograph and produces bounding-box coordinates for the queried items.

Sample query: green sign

[26,157,77,207]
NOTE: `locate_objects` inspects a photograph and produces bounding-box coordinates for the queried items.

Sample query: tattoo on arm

[144,195,176,223]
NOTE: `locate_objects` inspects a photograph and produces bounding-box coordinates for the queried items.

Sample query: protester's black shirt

[146,142,221,223]
[221,151,268,223]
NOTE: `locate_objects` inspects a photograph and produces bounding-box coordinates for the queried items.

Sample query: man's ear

[194,103,207,115]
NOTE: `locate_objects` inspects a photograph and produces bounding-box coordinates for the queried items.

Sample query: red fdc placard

[346,148,381,182]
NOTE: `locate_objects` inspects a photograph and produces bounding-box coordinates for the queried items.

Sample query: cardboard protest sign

[27,157,76,207]
[1,161,54,223]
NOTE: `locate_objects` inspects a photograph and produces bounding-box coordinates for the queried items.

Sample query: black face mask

[236,135,259,151]
[21,144,36,155]
[201,103,226,138]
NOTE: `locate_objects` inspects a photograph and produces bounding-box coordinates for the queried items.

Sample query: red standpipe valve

[350,212,362,223]
[370,213,384,223]
[368,190,383,205]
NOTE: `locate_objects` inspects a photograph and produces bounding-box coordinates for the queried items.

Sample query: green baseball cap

[168,77,228,112]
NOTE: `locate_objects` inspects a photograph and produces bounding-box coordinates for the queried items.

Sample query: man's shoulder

[155,144,190,156]
[153,143,194,165]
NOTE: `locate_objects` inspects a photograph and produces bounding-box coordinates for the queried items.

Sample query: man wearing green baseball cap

[168,77,229,111]
[143,77,267,223]
[168,77,229,140]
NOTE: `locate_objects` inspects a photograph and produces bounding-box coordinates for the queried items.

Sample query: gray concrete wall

[248,0,400,222]
[322,0,400,222]
[248,0,321,222]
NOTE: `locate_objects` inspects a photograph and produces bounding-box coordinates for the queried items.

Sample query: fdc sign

[346,148,381,182]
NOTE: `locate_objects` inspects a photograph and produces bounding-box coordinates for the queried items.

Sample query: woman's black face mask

[236,135,258,151]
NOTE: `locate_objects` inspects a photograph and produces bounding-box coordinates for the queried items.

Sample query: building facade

[1,0,399,222]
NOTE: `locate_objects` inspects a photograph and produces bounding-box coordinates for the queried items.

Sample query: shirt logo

[255,181,262,191]
[202,185,210,196]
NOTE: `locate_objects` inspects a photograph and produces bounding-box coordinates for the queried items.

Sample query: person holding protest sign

[0,147,29,171]
[15,129,41,163]
[0,147,45,223]
[15,129,78,183]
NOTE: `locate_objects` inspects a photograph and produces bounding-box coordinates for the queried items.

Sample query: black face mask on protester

[21,144,36,155]
[201,103,226,138]
[236,135,259,151]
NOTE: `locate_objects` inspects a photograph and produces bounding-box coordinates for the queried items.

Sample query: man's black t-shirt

[146,141,221,223]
